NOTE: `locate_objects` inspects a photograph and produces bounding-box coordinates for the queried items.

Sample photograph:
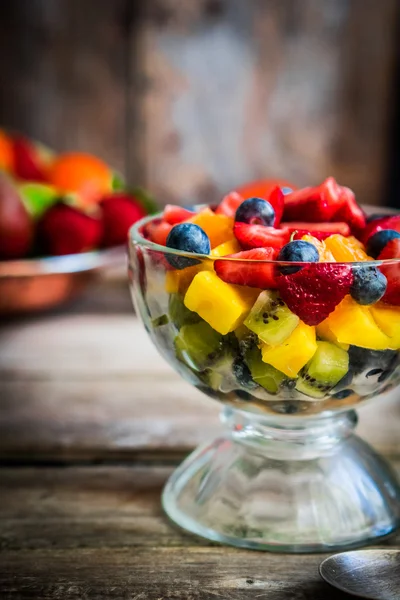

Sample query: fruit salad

[0,129,157,260]
[130,177,400,415]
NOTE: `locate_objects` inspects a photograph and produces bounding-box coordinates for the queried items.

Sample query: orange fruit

[0,130,14,172]
[47,152,112,206]
[324,234,371,262]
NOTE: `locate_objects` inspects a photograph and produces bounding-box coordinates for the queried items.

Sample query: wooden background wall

[0,0,398,207]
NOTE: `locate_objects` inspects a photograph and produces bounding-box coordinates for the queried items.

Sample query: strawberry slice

[282,221,351,240]
[333,186,366,235]
[284,177,345,222]
[13,136,48,182]
[235,178,296,201]
[361,215,400,245]
[214,247,278,289]
[234,222,290,251]
[278,263,353,325]
[378,238,400,305]
[215,191,244,217]
[267,186,285,226]
[144,219,172,246]
[163,204,195,225]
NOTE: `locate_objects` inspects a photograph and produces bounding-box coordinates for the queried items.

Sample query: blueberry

[235,197,275,226]
[348,347,397,375]
[232,358,258,390]
[366,229,400,258]
[366,213,391,223]
[350,266,387,305]
[166,223,211,269]
[277,240,319,274]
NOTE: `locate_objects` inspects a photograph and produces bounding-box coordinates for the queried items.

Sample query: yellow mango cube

[184,271,260,335]
[370,303,400,349]
[165,260,215,294]
[316,320,349,351]
[189,209,234,248]
[324,296,390,350]
[211,239,241,257]
[261,321,317,378]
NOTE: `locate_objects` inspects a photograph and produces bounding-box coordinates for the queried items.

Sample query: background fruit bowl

[0,245,124,315]
[0,129,157,314]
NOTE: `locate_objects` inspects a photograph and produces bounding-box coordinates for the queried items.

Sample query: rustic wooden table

[1,278,399,599]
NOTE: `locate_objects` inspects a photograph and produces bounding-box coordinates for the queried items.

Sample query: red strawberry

[214,247,278,288]
[378,238,400,305]
[278,263,353,325]
[100,192,147,247]
[38,202,103,255]
[163,204,195,225]
[234,222,290,251]
[215,191,244,217]
[283,221,350,240]
[284,177,345,222]
[334,186,366,235]
[267,185,285,226]
[144,219,172,246]
[361,215,400,245]
[12,136,48,182]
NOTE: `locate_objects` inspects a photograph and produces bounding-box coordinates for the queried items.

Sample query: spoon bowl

[319,549,400,599]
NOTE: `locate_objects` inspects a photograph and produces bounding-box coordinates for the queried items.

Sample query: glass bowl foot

[162,409,400,552]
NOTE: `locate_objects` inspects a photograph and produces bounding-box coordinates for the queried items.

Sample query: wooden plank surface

[0,0,128,173]
[1,464,399,599]
[137,0,398,206]
[0,0,397,204]
[0,283,399,462]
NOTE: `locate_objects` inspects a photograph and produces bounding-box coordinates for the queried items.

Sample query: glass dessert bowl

[128,181,400,552]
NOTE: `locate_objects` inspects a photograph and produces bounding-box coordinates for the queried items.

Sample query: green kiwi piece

[174,321,222,371]
[168,293,200,329]
[244,291,299,346]
[152,314,169,328]
[245,346,287,394]
[296,341,349,399]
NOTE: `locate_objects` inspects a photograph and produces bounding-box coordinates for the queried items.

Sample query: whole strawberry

[13,136,48,182]
[100,192,147,247]
[38,202,103,255]
[278,263,353,325]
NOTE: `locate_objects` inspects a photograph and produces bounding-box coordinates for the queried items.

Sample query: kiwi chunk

[168,293,200,329]
[245,347,286,394]
[174,321,222,371]
[296,341,349,399]
[244,291,299,345]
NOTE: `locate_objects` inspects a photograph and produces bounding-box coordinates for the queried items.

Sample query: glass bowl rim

[130,212,400,266]
[0,245,125,277]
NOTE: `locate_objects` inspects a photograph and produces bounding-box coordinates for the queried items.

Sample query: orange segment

[301,234,335,262]
[324,234,371,261]
[188,209,234,248]
[0,130,14,172]
[47,152,112,206]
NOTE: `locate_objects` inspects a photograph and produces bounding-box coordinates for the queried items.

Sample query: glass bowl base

[162,409,400,553]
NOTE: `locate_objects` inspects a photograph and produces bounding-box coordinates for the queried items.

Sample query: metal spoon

[319,550,400,599]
